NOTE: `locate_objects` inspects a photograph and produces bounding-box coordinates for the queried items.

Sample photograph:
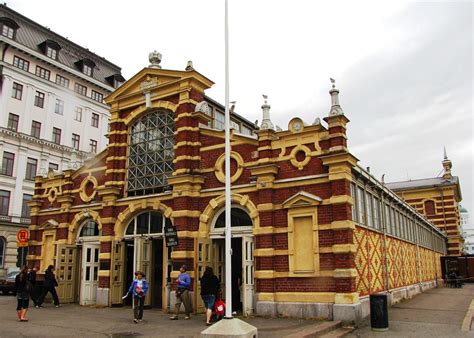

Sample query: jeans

[133,296,144,320]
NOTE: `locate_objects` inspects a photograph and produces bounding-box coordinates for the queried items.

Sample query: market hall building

[27,54,447,323]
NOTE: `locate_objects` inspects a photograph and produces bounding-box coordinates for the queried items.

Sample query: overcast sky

[9,0,473,216]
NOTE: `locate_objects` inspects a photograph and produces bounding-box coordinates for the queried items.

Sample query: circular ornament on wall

[214,151,244,184]
[79,175,98,203]
[290,145,311,170]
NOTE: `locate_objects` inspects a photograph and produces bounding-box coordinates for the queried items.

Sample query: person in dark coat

[28,266,39,307]
[36,265,60,308]
[15,265,30,321]
[200,266,220,326]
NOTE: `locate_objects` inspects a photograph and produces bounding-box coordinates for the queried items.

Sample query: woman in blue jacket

[123,271,149,323]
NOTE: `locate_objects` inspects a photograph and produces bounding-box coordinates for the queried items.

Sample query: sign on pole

[164,221,178,247]
[17,229,28,247]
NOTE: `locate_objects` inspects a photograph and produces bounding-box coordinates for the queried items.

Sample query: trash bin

[370,294,389,331]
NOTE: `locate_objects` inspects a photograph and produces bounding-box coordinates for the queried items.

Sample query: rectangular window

[25,158,38,180]
[83,64,92,76]
[357,187,365,225]
[230,120,240,132]
[89,139,97,153]
[350,183,357,222]
[49,162,59,171]
[1,152,14,176]
[214,111,225,130]
[13,56,29,71]
[241,125,252,136]
[31,121,41,138]
[52,127,61,144]
[75,107,83,122]
[55,74,70,88]
[373,198,380,230]
[91,90,103,102]
[11,82,23,100]
[74,83,87,96]
[7,113,19,131]
[21,194,32,218]
[34,91,45,108]
[55,99,64,115]
[0,190,10,216]
[366,194,373,228]
[385,204,391,234]
[72,134,80,150]
[91,113,99,128]
[35,66,50,80]
[46,46,57,60]
[2,25,14,39]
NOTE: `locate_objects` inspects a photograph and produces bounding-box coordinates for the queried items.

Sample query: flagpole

[224,0,233,319]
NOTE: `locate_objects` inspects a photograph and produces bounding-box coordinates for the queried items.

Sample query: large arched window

[79,220,100,237]
[214,208,253,228]
[127,109,175,196]
[0,236,5,267]
[125,211,170,237]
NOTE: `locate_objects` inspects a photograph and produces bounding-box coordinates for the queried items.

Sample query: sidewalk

[0,295,326,338]
[347,283,474,337]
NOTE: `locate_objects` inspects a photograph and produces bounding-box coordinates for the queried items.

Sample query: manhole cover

[110,332,142,338]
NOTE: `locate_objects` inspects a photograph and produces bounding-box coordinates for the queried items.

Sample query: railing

[0,215,12,222]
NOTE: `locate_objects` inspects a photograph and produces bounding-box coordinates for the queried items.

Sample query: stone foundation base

[255,279,440,326]
[96,288,110,307]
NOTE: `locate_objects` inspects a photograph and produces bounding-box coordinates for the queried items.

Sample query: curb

[461,299,474,331]
[284,320,342,338]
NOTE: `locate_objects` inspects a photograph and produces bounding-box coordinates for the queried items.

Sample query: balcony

[0,215,12,222]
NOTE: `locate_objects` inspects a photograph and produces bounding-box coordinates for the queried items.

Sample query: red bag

[214,299,225,316]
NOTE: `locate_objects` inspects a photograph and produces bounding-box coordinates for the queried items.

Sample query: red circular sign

[17,229,28,243]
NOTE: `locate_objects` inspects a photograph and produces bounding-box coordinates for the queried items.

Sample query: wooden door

[111,241,125,305]
[242,236,254,316]
[56,245,77,303]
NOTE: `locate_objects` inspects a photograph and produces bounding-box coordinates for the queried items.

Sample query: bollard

[370,294,389,331]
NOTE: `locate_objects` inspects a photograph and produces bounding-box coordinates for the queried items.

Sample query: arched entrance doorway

[198,206,254,316]
[122,211,172,309]
[77,219,100,305]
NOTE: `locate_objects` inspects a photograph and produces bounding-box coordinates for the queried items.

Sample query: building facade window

[424,200,436,215]
[214,111,225,130]
[34,91,45,108]
[357,187,366,225]
[75,107,83,121]
[74,83,87,96]
[55,99,64,115]
[91,113,99,128]
[21,194,32,218]
[127,109,175,196]
[0,237,4,267]
[31,121,41,138]
[83,64,92,76]
[52,127,61,144]
[13,56,29,71]
[46,46,57,60]
[49,162,59,171]
[25,158,38,180]
[72,134,80,150]
[1,24,14,38]
[91,90,103,102]
[7,113,19,131]
[1,152,14,176]
[0,190,10,216]
[89,139,97,153]
[35,66,50,80]
[55,74,70,88]
[12,82,23,100]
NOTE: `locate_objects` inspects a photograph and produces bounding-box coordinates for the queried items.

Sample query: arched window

[0,236,5,267]
[424,200,436,216]
[214,207,253,228]
[125,211,170,236]
[127,109,175,196]
[79,220,100,237]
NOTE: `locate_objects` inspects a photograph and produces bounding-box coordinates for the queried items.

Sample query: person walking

[170,265,192,320]
[15,266,30,321]
[28,266,39,307]
[36,265,60,308]
[123,271,149,323]
[200,266,220,326]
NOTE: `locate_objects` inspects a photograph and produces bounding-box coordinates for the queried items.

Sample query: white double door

[80,243,100,305]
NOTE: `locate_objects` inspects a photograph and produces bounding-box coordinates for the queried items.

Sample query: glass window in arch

[127,109,175,196]
[215,208,253,228]
[80,220,100,237]
[125,211,166,236]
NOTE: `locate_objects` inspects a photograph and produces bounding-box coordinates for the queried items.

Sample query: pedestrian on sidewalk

[36,265,60,308]
[170,265,192,320]
[28,266,39,307]
[200,266,220,326]
[15,265,30,321]
[123,271,149,323]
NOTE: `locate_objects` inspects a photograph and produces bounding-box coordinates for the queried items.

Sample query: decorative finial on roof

[148,51,162,69]
[185,60,194,71]
[260,94,274,130]
[444,146,448,160]
[442,147,453,180]
[328,78,344,116]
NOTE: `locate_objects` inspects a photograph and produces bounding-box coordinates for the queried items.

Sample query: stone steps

[284,320,346,338]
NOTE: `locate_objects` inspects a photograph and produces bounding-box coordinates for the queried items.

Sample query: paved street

[0,295,325,338]
[348,284,474,337]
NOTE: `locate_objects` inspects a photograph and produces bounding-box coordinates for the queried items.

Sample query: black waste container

[370,294,389,331]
